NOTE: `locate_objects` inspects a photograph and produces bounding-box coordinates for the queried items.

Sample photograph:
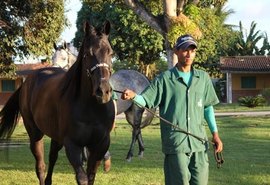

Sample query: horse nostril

[96,87,103,96]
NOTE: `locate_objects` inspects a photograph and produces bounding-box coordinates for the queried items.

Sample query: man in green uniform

[121,34,223,185]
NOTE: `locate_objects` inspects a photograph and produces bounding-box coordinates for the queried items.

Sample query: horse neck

[61,48,93,102]
[68,52,77,67]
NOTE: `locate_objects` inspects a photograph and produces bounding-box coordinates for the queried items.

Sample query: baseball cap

[175,34,197,50]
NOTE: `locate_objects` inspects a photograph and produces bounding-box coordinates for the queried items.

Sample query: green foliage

[183,5,238,77]
[76,0,242,78]
[0,63,17,79]
[167,13,202,48]
[238,95,267,108]
[0,0,67,77]
[74,2,164,78]
[232,21,270,56]
[214,78,226,102]
[24,0,67,57]
[261,88,270,105]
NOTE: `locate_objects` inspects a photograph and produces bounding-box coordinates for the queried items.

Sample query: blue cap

[175,34,197,50]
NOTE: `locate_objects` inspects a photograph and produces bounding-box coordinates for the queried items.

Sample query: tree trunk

[125,0,182,69]
[163,0,179,68]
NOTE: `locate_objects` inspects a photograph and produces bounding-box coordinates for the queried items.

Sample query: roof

[16,62,52,76]
[220,56,270,73]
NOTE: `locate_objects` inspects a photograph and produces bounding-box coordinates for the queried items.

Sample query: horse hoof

[138,151,144,158]
[103,157,111,172]
[126,157,132,162]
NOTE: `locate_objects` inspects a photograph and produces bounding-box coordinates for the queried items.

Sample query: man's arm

[204,106,223,152]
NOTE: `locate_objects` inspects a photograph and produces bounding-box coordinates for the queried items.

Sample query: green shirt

[141,67,219,154]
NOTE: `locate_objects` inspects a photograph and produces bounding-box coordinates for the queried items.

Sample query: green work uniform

[140,66,219,185]
[111,90,118,101]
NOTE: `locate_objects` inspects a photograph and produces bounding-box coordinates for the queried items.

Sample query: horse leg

[86,141,109,185]
[22,118,46,185]
[103,150,111,172]
[64,138,87,185]
[29,136,46,185]
[125,105,144,162]
[45,139,63,185]
[86,154,102,185]
[126,127,137,162]
[136,128,145,158]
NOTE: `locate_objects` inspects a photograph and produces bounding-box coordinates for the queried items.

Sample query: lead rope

[113,89,224,168]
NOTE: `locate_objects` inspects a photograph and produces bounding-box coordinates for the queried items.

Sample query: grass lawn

[0,116,269,185]
[215,103,270,112]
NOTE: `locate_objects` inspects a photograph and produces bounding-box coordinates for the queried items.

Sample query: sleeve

[204,73,219,107]
[204,105,218,133]
[133,94,146,107]
[111,90,118,101]
[140,75,163,108]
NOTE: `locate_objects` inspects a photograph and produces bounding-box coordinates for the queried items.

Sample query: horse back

[19,67,68,141]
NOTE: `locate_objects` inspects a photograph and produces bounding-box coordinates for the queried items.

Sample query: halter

[86,63,110,78]
[90,63,110,73]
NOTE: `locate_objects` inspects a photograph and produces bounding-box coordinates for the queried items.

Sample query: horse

[52,44,156,162]
[110,69,155,161]
[52,41,77,69]
[0,21,114,185]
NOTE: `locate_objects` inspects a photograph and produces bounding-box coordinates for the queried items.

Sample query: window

[241,76,256,89]
[1,80,15,92]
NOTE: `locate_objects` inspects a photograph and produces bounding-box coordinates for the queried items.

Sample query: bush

[238,95,267,108]
[261,88,270,105]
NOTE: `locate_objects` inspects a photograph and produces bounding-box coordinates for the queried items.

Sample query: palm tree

[235,21,265,55]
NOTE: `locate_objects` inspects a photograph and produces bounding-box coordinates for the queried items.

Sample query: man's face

[175,46,196,67]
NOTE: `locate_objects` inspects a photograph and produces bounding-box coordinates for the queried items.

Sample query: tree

[234,21,266,55]
[124,0,229,68]
[74,2,164,78]
[75,0,236,78]
[0,0,67,77]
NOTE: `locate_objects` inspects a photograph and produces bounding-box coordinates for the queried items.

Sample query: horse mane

[59,39,85,98]
[59,21,110,99]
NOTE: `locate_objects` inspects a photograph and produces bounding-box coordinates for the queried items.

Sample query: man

[121,34,223,185]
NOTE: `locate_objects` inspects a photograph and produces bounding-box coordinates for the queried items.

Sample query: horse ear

[63,41,67,49]
[102,21,110,35]
[53,43,57,50]
[84,21,95,36]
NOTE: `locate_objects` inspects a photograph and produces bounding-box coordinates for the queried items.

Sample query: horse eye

[110,52,115,57]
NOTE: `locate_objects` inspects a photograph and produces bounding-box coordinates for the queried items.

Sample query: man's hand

[212,132,223,153]
[121,89,136,100]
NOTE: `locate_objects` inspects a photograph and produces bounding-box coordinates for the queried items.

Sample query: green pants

[164,151,209,185]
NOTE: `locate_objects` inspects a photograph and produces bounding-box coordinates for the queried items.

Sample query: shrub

[238,95,267,108]
[261,88,270,105]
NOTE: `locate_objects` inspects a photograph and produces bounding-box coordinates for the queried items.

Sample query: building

[0,62,51,106]
[220,56,270,103]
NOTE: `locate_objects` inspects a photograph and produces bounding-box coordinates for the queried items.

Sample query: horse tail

[140,108,156,129]
[0,86,21,139]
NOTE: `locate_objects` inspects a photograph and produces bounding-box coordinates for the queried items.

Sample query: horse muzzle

[95,79,112,104]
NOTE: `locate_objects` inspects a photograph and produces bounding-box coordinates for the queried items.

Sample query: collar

[171,66,200,80]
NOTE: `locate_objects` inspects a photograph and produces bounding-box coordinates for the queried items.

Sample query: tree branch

[124,0,166,36]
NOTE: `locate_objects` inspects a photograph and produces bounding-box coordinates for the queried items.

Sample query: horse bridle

[86,63,111,78]
[113,89,224,168]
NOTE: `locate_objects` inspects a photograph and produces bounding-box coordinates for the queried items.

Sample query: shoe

[103,157,111,172]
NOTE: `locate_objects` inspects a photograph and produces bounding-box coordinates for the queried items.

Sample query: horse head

[52,42,76,69]
[80,21,113,104]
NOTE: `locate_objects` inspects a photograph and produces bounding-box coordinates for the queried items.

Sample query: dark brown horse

[0,21,115,185]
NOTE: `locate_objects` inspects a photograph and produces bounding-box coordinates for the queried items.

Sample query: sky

[60,0,270,44]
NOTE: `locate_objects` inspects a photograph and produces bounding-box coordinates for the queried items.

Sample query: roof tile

[220,56,270,72]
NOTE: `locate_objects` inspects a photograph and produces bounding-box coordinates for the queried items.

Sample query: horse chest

[68,104,114,145]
